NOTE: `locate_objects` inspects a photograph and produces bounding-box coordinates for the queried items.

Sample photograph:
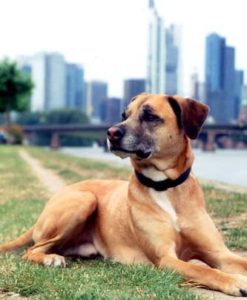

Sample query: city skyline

[0,0,247,98]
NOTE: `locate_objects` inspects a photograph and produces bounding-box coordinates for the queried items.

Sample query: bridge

[22,123,247,150]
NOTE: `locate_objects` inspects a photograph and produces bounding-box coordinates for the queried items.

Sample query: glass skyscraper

[205,33,244,123]
[147,1,182,95]
[66,63,85,112]
[86,81,108,123]
[123,79,146,108]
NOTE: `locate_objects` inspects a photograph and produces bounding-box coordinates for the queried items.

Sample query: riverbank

[60,146,247,190]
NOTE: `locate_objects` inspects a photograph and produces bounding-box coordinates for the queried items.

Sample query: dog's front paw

[222,274,247,297]
[43,254,66,267]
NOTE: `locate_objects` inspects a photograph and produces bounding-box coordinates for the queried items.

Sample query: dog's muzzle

[107,125,152,160]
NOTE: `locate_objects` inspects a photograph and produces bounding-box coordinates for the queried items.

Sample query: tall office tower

[205,33,244,123]
[123,79,146,108]
[100,97,121,124]
[86,81,108,123]
[240,85,247,123]
[234,70,244,120]
[18,53,47,111]
[66,63,85,112]
[165,24,182,94]
[147,1,182,95]
[45,53,66,110]
[190,72,205,102]
[147,1,166,93]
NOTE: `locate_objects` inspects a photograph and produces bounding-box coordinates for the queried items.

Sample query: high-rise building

[190,72,206,102]
[234,70,244,120]
[45,53,66,110]
[147,1,182,95]
[100,97,121,124]
[18,53,47,111]
[66,63,85,112]
[123,79,146,108]
[147,2,165,94]
[86,81,108,123]
[205,33,244,123]
[240,85,247,123]
[165,24,182,94]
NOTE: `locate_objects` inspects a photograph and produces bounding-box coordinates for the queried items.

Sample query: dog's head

[107,93,209,162]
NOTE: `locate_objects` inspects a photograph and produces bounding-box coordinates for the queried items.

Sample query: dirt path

[19,149,66,195]
[18,149,247,300]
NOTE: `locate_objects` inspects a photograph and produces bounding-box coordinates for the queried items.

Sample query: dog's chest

[149,189,179,231]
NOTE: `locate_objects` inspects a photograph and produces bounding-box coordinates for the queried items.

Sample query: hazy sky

[0,0,246,97]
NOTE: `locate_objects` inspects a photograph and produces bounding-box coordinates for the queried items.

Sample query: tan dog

[1,93,247,296]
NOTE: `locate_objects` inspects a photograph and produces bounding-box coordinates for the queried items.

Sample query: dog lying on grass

[1,93,247,297]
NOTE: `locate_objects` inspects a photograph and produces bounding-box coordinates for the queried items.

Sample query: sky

[0,0,247,97]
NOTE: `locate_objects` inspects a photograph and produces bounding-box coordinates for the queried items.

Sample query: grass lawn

[0,146,246,299]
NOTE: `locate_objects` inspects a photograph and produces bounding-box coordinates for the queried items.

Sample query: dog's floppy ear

[168,96,209,139]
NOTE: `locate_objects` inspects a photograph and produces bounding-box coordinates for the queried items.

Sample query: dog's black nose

[107,126,125,142]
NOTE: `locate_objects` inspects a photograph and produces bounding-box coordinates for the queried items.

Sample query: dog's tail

[0,227,33,253]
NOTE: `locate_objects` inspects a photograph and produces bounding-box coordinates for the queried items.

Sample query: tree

[17,109,89,126]
[0,59,33,127]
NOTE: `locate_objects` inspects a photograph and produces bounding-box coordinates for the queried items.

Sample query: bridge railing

[22,123,247,150]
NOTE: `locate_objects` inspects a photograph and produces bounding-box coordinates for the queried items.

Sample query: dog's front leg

[214,251,247,276]
[180,210,247,276]
[158,253,247,296]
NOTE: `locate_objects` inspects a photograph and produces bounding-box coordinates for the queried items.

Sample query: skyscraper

[100,97,121,124]
[165,24,182,94]
[86,81,108,123]
[123,79,146,108]
[66,63,85,112]
[190,72,206,102]
[147,2,166,94]
[18,53,47,111]
[205,33,244,123]
[234,70,244,120]
[147,1,182,95]
[45,53,66,110]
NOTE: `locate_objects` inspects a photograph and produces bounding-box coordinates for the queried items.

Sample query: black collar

[135,167,191,192]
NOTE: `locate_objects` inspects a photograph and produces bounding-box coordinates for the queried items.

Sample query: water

[60,146,247,187]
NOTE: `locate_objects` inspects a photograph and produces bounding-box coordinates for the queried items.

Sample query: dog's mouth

[110,146,152,160]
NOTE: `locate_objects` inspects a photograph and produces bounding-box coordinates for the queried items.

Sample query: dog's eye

[142,111,160,122]
[121,111,127,121]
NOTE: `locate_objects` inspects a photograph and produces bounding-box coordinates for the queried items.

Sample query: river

[60,146,247,188]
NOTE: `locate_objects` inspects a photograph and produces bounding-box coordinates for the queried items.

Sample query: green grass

[203,186,247,250]
[0,258,196,300]
[204,186,247,218]
[0,146,198,300]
